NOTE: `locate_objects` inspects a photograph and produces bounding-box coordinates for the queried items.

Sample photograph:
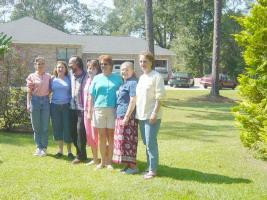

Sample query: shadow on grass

[163,98,234,113]
[185,113,234,121]
[0,132,33,146]
[0,132,54,146]
[137,161,251,184]
[159,121,235,142]
[46,153,76,162]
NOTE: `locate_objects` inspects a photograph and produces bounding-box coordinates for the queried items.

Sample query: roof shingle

[0,17,175,55]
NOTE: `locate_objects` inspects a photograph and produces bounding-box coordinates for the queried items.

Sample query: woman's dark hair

[87,59,102,74]
[53,61,68,76]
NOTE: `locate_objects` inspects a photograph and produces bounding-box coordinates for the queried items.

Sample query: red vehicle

[200,74,237,89]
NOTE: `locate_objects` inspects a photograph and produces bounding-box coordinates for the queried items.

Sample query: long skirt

[113,117,138,165]
[84,111,98,148]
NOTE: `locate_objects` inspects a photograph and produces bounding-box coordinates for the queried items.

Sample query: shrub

[0,87,31,131]
[0,44,32,131]
[233,0,267,160]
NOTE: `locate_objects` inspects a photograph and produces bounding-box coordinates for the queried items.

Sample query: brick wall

[14,43,82,73]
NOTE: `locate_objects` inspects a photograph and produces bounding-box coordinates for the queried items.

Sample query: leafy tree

[79,0,145,36]
[0,45,31,131]
[170,0,214,75]
[233,0,267,160]
[0,33,12,56]
[220,11,245,78]
[1,0,92,33]
[153,0,180,48]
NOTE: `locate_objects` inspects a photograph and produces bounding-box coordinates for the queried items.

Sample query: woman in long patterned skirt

[113,61,138,174]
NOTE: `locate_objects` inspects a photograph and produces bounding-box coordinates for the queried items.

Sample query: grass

[0,89,267,200]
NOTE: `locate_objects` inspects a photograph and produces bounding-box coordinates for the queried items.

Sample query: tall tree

[144,0,154,55]
[171,0,214,75]
[210,0,222,97]
[153,0,180,48]
[220,10,245,78]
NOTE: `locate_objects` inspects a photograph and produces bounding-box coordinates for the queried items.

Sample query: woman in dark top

[112,61,138,174]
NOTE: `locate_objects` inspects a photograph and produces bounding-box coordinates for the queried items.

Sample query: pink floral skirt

[113,117,138,165]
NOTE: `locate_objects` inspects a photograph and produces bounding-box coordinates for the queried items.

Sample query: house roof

[0,17,80,45]
[0,17,175,56]
[75,35,175,55]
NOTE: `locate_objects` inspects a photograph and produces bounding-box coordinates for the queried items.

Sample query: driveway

[165,85,207,90]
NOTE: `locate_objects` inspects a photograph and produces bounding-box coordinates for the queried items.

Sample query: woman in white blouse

[136,51,166,179]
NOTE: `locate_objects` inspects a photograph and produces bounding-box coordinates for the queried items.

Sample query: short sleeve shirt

[89,73,122,108]
[26,72,51,96]
[116,77,137,117]
[51,76,71,104]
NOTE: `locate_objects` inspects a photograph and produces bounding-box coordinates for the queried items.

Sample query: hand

[121,116,129,126]
[27,82,34,90]
[26,105,31,113]
[149,113,157,124]
[87,111,92,121]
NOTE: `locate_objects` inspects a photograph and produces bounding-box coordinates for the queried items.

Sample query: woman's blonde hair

[139,51,154,63]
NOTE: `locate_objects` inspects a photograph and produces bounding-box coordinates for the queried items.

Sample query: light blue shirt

[90,73,122,108]
[51,76,71,104]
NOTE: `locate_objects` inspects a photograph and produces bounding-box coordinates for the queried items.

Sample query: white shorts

[92,108,115,129]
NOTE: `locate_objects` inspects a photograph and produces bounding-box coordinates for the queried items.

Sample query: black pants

[70,110,87,161]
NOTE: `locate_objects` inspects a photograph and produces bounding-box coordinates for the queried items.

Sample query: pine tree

[233,0,267,160]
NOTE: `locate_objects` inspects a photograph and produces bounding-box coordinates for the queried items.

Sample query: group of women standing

[26,51,165,179]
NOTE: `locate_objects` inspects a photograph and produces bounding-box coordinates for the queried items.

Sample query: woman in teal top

[88,55,122,170]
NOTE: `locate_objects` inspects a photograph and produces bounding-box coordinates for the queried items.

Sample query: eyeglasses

[100,63,109,66]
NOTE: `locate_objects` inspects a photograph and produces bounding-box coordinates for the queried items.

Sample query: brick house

[0,17,175,76]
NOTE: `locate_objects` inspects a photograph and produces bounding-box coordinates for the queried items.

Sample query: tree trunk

[144,0,154,55]
[210,0,222,97]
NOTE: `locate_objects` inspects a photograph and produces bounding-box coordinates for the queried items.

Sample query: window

[154,60,167,68]
[57,48,77,62]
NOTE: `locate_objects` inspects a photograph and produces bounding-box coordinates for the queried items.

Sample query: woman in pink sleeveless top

[83,59,102,165]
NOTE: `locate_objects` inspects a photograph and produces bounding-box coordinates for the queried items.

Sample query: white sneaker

[39,149,47,157]
[106,164,114,170]
[33,148,41,156]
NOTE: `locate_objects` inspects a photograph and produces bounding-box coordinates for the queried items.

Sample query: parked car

[168,72,194,88]
[200,74,237,89]
[155,67,170,84]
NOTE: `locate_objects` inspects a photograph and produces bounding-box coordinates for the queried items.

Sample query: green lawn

[0,90,267,200]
